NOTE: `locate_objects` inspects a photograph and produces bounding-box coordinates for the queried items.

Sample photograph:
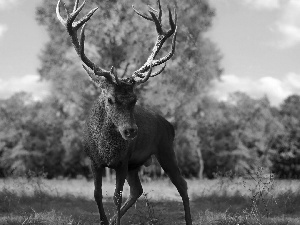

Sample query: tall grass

[194,168,300,225]
[1,169,300,224]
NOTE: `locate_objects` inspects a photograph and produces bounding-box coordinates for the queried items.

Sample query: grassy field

[1,173,300,224]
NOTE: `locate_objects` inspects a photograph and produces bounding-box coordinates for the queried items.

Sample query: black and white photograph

[0,0,300,224]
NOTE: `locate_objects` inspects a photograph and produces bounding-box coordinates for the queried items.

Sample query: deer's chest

[92,127,129,167]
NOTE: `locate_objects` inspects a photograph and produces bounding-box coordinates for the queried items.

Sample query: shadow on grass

[0,189,183,224]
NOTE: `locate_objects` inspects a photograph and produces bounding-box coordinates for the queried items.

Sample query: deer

[56,0,192,224]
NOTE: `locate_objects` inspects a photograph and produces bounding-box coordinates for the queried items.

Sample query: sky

[0,0,299,106]
[0,0,49,100]
[208,0,300,105]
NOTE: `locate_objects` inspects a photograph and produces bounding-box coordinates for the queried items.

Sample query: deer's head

[56,0,177,140]
[98,78,138,140]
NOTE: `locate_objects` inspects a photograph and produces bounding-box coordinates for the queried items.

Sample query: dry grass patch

[1,172,300,224]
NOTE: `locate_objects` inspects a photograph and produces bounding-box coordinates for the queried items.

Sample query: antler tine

[73,0,80,12]
[56,0,67,26]
[132,0,163,23]
[149,10,163,35]
[148,0,162,22]
[56,0,86,29]
[135,61,168,84]
[150,63,166,78]
[131,0,177,83]
[110,66,120,85]
[73,6,98,31]
[148,5,158,13]
[156,0,162,24]
[56,0,115,82]
[151,10,177,67]
[136,63,166,78]
[134,62,153,84]
[168,7,177,32]
[132,5,153,21]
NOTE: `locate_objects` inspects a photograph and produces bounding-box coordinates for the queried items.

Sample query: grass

[0,171,300,224]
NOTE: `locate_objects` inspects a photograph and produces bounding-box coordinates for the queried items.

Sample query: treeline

[0,92,300,179]
[0,93,89,178]
[1,0,299,179]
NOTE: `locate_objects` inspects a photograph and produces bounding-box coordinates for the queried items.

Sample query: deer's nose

[124,126,138,139]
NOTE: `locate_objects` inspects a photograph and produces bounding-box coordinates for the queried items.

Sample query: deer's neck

[88,98,129,167]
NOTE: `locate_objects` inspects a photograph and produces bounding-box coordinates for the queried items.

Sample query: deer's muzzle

[120,125,138,140]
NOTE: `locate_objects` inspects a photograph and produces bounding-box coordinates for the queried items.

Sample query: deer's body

[57,0,192,224]
[84,96,174,169]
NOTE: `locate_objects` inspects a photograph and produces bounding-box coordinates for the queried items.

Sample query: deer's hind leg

[156,146,192,225]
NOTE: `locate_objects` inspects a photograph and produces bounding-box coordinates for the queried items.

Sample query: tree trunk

[196,147,204,179]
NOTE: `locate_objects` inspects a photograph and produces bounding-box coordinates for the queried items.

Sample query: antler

[56,0,119,84]
[57,0,177,86]
[132,0,177,84]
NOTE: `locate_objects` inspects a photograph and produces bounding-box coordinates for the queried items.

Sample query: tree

[36,0,222,178]
[0,93,31,176]
[197,93,284,178]
[197,96,243,178]
[272,94,300,178]
[0,94,65,177]
[229,93,284,173]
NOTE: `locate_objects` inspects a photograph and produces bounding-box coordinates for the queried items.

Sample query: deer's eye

[130,99,137,107]
[107,98,113,104]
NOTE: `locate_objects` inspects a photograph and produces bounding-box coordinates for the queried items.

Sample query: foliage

[1,92,300,178]
[0,93,62,177]
[272,95,300,178]
[0,94,89,178]
[198,93,285,178]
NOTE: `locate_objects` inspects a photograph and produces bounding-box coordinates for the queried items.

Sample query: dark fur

[83,80,174,168]
[82,79,192,225]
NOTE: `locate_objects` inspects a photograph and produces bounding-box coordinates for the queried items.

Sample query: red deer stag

[56,0,192,224]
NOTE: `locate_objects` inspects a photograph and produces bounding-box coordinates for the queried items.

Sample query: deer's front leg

[92,164,109,225]
[110,162,128,225]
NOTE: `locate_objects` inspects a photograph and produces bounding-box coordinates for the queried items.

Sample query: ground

[0,175,300,224]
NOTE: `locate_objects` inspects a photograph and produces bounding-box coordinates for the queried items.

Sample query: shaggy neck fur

[85,96,130,168]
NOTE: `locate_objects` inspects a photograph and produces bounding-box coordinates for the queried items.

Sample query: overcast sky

[0,0,299,105]
[208,0,300,105]
[0,0,48,100]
